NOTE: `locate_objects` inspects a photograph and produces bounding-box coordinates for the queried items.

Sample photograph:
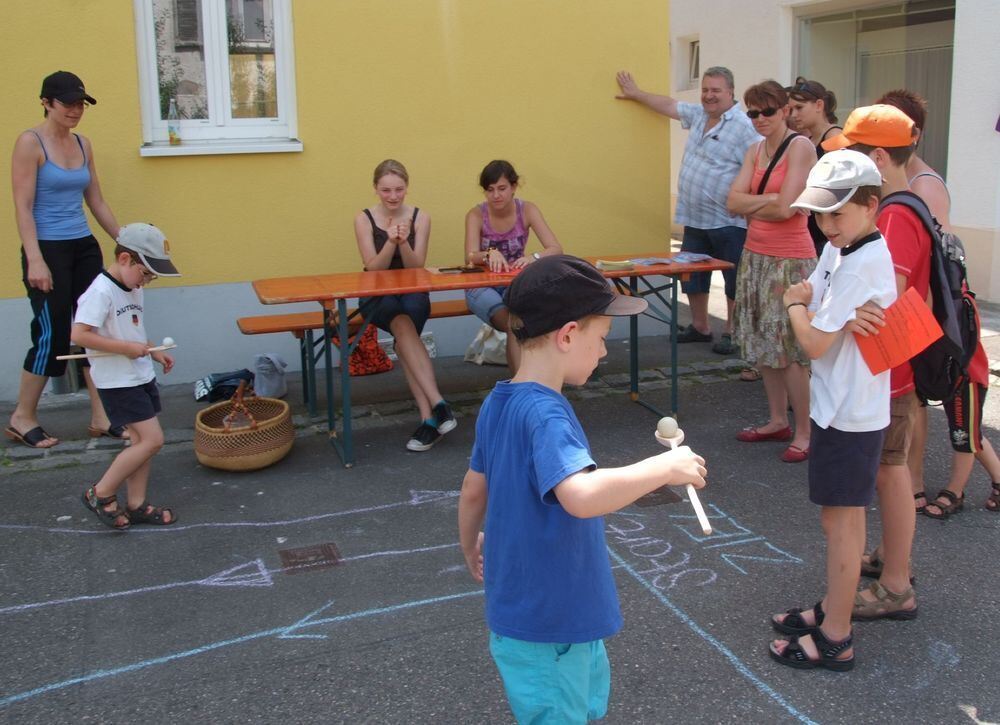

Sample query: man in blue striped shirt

[616,66,760,353]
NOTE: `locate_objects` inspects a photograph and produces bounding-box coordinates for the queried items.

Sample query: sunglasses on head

[746,107,779,120]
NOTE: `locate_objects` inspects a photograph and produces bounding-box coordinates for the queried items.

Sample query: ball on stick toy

[653,417,712,535]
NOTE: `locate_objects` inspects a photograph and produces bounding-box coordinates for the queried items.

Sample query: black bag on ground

[880,191,979,403]
[194,369,255,403]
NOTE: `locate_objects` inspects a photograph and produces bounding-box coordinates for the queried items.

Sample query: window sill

[139,138,303,157]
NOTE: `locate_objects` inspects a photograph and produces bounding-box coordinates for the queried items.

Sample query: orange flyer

[854,286,943,375]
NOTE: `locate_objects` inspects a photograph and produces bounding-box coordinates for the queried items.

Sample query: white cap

[117,223,180,276]
[791,149,883,213]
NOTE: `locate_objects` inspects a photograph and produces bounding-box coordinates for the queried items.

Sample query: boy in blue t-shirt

[458,255,707,722]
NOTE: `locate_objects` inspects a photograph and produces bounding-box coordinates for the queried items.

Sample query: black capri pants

[21,235,103,378]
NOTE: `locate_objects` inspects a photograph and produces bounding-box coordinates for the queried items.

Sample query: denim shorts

[680,225,746,299]
[465,285,508,325]
[489,632,610,723]
[359,292,430,335]
[96,380,162,429]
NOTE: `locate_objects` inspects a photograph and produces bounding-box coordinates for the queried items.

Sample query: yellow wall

[1,1,670,297]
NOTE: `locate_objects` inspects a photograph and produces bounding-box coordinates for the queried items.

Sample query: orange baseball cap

[822,104,914,152]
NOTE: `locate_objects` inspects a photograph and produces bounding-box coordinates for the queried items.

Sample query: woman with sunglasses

[727,80,817,463]
[6,71,124,450]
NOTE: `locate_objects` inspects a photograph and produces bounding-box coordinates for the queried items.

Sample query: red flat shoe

[781,444,809,463]
[736,425,793,443]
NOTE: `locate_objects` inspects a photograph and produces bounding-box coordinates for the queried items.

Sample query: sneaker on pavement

[406,422,442,452]
[433,401,457,434]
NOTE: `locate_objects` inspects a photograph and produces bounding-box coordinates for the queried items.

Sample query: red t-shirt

[877,204,931,398]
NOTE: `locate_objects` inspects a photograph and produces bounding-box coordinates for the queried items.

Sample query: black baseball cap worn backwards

[503,254,648,340]
[40,71,97,105]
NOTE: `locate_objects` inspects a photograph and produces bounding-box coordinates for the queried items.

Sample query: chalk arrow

[409,490,460,505]
[200,559,272,588]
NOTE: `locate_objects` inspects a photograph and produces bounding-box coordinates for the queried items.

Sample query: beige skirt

[734,250,816,369]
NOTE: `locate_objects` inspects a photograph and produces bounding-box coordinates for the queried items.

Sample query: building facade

[667,0,999,301]
[0,1,671,401]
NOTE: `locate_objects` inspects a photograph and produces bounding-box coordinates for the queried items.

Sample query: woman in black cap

[6,71,123,449]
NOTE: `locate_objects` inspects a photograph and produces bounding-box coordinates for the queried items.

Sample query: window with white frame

[688,40,700,87]
[134,0,300,155]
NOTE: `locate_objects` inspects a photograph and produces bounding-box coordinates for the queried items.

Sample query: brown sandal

[986,482,1000,513]
[923,489,964,519]
[81,487,130,530]
[852,581,918,621]
[126,500,177,526]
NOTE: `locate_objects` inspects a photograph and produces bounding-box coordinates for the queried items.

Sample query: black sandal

[986,482,1000,513]
[772,600,824,636]
[923,489,964,519]
[81,487,130,530]
[913,490,927,514]
[126,500,177,526]
[769,627,854,672]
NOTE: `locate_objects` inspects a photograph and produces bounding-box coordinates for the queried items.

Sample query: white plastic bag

[253,353,288,398]
[464,324,507,366]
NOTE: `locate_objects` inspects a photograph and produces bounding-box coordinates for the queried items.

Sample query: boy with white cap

[72,223,181,530]
[767,150,896,671]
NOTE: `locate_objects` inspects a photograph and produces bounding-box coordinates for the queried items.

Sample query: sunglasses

[746,107,780,120]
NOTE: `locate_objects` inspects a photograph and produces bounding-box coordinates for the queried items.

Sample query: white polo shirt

[74,271,155,389]
[807,233,897,431]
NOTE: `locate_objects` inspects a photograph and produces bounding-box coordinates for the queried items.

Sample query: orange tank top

[744,138,815,259]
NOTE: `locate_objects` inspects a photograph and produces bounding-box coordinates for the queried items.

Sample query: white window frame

[133,0,301,156]
[687,39,700,87]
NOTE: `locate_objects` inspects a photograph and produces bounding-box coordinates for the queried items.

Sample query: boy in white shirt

[767,150,896,671]
[72,223,180,530]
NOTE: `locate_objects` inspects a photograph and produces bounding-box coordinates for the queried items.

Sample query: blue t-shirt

[470,381,623,643]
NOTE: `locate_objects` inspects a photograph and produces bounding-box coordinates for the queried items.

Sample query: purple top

[479,198,528,263]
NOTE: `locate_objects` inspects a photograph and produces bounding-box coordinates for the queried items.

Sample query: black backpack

[879,191,979,403]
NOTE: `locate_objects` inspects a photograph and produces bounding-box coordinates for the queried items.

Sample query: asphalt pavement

[3,286,1000,724]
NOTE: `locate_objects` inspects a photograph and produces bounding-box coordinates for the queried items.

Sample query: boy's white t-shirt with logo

[807,234,897,432]
[74,271,155,389]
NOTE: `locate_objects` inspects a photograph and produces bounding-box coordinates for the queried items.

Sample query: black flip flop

[4,425,57,449]
[88,425,130,440]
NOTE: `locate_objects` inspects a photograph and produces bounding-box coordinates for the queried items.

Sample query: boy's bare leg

[927,439,1000,514]
[93,417,164,504]
[772,506,860,661]
[908,406,928,506]
[9,370,58,447]
[863,463,916,602]
[82,367,128,438]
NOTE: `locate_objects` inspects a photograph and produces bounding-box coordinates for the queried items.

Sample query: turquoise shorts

[489,632,611,724]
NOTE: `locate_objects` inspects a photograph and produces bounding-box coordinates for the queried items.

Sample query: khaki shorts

[880,390,918,466]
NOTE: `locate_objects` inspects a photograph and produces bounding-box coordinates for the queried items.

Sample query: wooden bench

[237,298,471,415]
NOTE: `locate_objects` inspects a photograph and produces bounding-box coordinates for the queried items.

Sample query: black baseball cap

[503,255,648,340]
[40,71,97,105]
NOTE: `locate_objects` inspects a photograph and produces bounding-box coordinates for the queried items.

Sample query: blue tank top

[31,131,92,240]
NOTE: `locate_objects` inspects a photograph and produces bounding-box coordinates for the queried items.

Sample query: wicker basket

[194,390,294,471]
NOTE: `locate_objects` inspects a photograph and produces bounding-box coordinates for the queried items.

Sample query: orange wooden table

[253,254,732,466]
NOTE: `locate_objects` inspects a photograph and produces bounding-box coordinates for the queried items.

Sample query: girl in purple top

[464,160,562,371]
